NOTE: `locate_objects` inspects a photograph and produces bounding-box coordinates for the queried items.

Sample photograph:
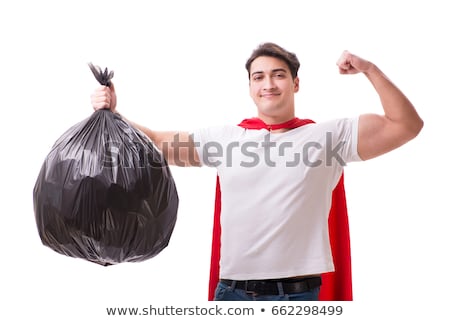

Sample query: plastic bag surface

[33,65,179,265]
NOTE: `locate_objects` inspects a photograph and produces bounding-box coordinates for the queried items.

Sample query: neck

[257,113,296,125]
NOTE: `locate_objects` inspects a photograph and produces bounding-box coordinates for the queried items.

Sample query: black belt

[220,276,321,295]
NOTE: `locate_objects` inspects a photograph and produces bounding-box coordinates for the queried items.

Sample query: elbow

[413,117,424,137]
[406,117,424,141]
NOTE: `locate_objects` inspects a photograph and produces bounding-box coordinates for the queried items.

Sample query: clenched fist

[91,83,117,112]
[336,51,374,74]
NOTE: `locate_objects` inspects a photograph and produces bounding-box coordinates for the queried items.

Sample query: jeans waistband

[220,276,322,295]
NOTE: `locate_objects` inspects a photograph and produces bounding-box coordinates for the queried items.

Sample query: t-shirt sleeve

[191,126,238,167]
[316,117,361,166]
[331,116,362,164]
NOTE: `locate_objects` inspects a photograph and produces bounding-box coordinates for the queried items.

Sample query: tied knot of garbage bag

[33,64,179,266]
[88,62,114,87]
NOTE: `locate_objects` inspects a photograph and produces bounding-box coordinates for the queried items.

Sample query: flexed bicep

[357,113,414,160]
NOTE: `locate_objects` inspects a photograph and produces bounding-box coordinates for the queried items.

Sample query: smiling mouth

[260,93,280,98]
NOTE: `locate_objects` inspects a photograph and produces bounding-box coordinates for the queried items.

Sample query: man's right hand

[91,83,117,112]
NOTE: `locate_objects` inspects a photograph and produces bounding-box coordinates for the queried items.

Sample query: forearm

[364,64,423,135]
[122,116,161,147]
[120,115,199,167]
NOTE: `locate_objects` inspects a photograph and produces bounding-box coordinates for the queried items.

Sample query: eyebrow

[251,68,288,77]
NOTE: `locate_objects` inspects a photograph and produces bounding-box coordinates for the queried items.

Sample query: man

[91,43,423,301]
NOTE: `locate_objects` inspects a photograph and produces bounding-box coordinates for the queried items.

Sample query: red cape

[208,118,353,301]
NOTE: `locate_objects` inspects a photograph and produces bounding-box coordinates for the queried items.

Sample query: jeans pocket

[213,282,229,301]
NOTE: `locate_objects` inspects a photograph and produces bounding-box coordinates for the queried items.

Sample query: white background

[1,0,449,320]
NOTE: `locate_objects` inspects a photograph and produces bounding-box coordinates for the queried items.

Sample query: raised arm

[90,84,201,167]
[336,51,424,161]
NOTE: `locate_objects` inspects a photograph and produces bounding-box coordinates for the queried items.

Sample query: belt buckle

[245,280,262,296]
[245,290,259,296]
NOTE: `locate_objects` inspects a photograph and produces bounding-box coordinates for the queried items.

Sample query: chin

[258,106,282,116]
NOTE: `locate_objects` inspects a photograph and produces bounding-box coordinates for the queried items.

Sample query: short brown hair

[245,42,300,79]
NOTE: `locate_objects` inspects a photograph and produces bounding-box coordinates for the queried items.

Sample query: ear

[294,77,300,92]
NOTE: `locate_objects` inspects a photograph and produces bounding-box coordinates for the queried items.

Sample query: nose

[262,76,276,91]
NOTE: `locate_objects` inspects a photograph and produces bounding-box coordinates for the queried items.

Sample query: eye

[253,75,263,81]
[274,72,286,79]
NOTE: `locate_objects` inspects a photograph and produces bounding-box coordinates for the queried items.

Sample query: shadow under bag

[33,64,179,265]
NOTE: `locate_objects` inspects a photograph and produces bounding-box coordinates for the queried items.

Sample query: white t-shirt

[192,117,361,280]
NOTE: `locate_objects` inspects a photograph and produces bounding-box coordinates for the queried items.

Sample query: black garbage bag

[33,64,179,265]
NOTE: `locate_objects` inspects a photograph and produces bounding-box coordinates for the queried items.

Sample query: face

[249,56,299,120]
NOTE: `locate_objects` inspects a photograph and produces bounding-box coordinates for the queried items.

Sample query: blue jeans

[214,280,320,301]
